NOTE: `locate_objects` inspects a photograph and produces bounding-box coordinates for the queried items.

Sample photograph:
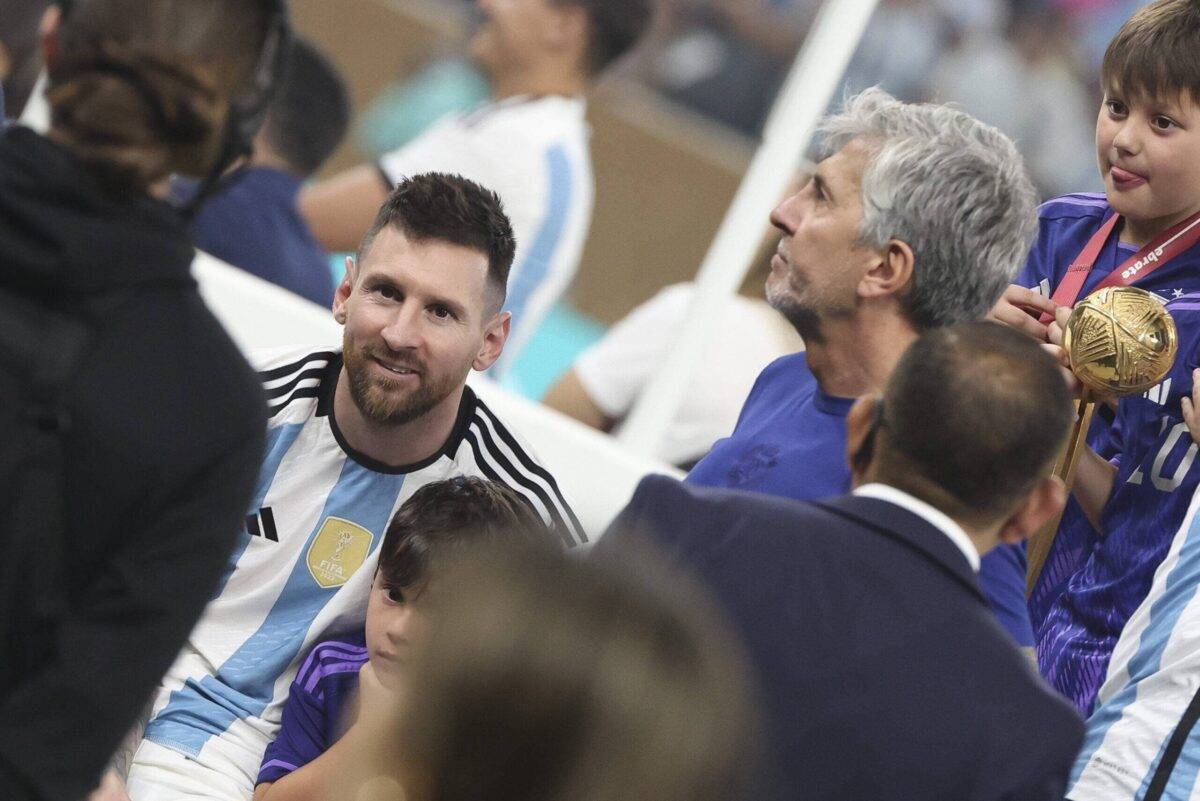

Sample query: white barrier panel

[194,253,680,537]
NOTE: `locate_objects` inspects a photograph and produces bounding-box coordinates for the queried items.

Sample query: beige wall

[292,0,755,324]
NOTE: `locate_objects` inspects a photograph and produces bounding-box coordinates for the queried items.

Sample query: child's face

[1096,87,1200,231]
[365,571,429,691]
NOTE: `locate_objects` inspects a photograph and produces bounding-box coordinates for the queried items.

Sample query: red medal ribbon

[1040,208,1200,323]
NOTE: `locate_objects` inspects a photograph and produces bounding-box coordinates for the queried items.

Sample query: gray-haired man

[686,87,1041,645]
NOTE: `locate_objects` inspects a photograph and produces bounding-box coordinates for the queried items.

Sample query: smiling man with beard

[125,173,582,801]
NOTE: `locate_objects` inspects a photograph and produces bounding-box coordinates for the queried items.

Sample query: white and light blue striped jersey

[1070,484,1200,801]
[378,95,593,375]
[136,346,582,792]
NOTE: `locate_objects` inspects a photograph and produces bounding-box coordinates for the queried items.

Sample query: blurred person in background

[929,1,1099,197]
[630,0,814,134]
[187,36,349,307]
[253,477,560,801]
[127,173,582,801]
[0,0,285,799]
[543,255,800,469]
[301,0,653,374]
[608,322,1084,800]
[0,0,51,119]
[347,541,761,801]
[684,87,1045,649]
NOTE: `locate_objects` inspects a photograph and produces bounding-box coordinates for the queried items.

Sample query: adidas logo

[245,507,279,542]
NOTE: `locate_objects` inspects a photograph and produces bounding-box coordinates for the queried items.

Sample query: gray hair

[819,87,1039,329]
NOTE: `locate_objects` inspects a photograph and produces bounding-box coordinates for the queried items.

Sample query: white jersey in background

[378,95,594,374]
[1070,485,1200,801]
[128,347,582,800]
[574,283,801,467]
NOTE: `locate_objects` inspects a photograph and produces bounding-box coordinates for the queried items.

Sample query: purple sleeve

[257,677,330,786]
[978,544,1035,647]
[1017,220,1054,291]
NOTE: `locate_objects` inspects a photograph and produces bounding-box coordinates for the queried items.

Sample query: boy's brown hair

[377,477,559,590]
[1102,0,1200,104]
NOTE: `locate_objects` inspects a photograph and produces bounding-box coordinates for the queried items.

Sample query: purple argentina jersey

[686,352,1038,646]
[257,636,366,785]
[1038,295,1200,714]
[1020,193,1200,631]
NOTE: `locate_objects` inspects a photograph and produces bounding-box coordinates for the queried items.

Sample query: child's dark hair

[1102,0,1200,103]
[378,477,557,589]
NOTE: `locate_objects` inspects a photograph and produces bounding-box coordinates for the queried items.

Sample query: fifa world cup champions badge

[307,517,375,588]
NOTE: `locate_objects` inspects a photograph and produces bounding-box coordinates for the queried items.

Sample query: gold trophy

[1025,286,1178,595]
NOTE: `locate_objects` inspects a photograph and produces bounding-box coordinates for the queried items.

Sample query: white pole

[617,0,880,456]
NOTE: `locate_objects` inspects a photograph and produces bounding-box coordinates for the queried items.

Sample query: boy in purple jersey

[252,477,557,801]
[991,0,1200,639]
[1042,296,1200,715]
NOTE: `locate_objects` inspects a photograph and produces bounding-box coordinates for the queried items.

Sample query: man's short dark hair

[377,477,559,589]
[261,36,349,176]
[358,173,516,305]
[877,322,1074,522]
[561,0,653,74]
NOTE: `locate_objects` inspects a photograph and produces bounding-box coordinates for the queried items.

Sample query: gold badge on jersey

[306,517,374,589]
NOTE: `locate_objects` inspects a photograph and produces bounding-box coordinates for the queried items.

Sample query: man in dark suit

[606,322,1085,801]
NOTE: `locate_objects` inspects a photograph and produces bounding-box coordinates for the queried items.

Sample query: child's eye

[1151,115,1177,131]
[384,586,406,604]
[1106,100,1128,117]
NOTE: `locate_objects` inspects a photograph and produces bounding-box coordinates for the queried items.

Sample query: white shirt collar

[852,483,981,572]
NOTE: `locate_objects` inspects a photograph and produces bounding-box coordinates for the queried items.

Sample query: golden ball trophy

[1025,286,1178,595]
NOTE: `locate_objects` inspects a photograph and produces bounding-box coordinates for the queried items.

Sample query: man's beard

[343,342,460,426]
[767,280,826,345]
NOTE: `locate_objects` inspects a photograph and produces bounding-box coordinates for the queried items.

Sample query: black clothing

[608,475,1085,801]
[0,125,266,801]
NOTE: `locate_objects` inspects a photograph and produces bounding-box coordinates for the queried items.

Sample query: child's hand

[1182,369,1200,445]
[988,284,1059,341]
[1042,306,1083,397]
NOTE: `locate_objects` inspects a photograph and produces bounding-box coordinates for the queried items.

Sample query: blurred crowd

[627,0,1139,197]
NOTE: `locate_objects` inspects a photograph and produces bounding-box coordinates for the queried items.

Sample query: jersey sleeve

[257,674,331,785]
[1017,215,1056,292]
[377,116,495,189]
[978,543,1035,647]
[574,285,692,418]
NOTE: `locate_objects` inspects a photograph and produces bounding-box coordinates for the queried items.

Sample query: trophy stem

[1026,388,1095,596]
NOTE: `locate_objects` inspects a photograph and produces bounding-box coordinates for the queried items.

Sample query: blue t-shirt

[687,352,1037,646]
[1038,295,1200,714]
[1018,193,1200,632]
[257,636,367,786]
[192,167,335,308]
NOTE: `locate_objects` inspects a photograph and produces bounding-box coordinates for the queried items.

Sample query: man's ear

[845,394,878,485]
[333,256,355,325]
[859,239,915,302]
[997,475,1067,545]
[544,3,588,59]
[473,311,511,371]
